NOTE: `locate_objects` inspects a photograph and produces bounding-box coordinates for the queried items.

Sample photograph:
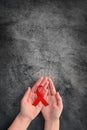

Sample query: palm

[28,92,42,120]
[42,95,60,120]
[20,90,42,121]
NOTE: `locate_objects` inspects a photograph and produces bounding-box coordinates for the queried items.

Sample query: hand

[8,77,49,130]
[19,77,49,121]
[41,78,63,121]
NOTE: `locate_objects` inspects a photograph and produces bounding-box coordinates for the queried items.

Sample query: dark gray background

[0,0,87,130]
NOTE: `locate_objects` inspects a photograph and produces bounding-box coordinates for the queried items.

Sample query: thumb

[22,87,31,101]
[56,92,63,110]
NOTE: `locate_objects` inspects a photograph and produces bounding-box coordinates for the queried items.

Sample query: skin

[8,77,63,130]
[42,78,63,130]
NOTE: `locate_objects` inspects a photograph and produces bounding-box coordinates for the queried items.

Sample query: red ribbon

[32,85,49,106]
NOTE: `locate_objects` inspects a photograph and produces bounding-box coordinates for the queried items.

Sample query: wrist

[45,119,60,124]
[44,120,60,130]
[18,113,32,124]
[8,113,32,130]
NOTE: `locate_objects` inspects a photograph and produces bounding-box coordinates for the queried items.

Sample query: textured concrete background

[0,0,87,130]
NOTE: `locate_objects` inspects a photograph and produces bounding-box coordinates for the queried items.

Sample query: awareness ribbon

[32,85,49,106]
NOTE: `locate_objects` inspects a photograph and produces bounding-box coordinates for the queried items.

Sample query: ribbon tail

[41,98,49,106]
[32,97,40,106]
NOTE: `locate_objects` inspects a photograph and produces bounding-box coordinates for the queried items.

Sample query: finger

[44,81,49,98]
[45,77,51,95]
[44,80,49,89]
[47,84,51,95]
[48,78,56,95]
[38,77,48,93]
[40,77,48,87]
[56,92,63,109]
[44,89,48,98]
[32,77,44,92]
[22,87,31,101]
